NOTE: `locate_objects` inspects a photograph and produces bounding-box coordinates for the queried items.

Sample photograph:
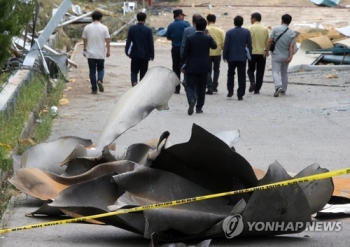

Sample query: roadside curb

[0,196,18,230]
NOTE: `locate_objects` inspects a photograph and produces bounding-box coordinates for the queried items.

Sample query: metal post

[23,0,72,67]
[110,16,137,38]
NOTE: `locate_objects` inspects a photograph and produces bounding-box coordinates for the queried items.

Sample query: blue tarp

[156,28,167,37]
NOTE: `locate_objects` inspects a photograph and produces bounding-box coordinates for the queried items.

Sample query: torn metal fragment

[151,124,258,202]
[294,163,334,214]
[96,66,180,149]
[21,136,92,174]
[241,161,311,236]
[9,161,135,200]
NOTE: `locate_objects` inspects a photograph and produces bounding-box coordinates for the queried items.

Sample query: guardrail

[0,70,34,119]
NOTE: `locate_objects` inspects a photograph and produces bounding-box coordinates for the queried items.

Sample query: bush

[0,0,35,68]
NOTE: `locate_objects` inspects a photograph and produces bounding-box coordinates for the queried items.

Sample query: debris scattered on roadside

[50,106,58,117]
[19,139,36,146]
[58,98,69,106]
[310,0,339,7]
[326,74,338,78]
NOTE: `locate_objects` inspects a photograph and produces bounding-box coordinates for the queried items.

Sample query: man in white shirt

[82,11,110,94]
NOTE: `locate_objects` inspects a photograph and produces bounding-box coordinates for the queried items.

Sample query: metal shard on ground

[151,124,258,203]
[293,163,334,214]
[96,66,180,149]
[21,136,92,174]
[10,161,135,200]
[241,161,311,236]
[9,124,340,243]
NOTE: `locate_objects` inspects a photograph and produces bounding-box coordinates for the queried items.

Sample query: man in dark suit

[223,15,252,100]
[125,12,154,87]
[180,17,217,115]
[180,13,202,102]
[180,14,202,58]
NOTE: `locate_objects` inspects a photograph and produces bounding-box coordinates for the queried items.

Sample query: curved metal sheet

[111,164,232,239]
[21,136,92,174]
[293,163,334,214]
[60,144,88,166]
[26,200,64,217]
[48,173,144,234]
[9,161,135,200]
[62,146,116,177]
[151,124,258,203]
[96,66,180,149]
[241,161,311,236]
[116,143,154,166]
[289,35,334,71]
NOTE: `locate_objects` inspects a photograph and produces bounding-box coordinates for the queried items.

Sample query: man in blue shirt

[167,9,190,94]
[223,15,252,100]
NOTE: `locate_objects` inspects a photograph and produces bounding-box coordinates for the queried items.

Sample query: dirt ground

[147,5,350,32]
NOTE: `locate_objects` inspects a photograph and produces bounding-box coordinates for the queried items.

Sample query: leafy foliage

[0,0,35,67]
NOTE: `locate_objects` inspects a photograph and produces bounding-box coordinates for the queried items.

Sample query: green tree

[0,0,35,68]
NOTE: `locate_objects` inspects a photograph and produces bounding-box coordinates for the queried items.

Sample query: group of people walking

[165,9,296,115]
[82,10,296,115]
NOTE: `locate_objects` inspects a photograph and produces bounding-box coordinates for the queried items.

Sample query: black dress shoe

[196,110,203,114]
[205,90,213,95]
[227,92,233,97]
[238,96,243,100]
[213,89,218,93]
[174,90,180,94]
[188,99,196,115]
[254,91,260,94]
[249,83,256,93]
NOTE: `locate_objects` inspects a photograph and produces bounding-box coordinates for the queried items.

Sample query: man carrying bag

[264,14,296,97]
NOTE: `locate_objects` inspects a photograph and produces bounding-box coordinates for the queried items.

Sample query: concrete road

[1,40,350,246]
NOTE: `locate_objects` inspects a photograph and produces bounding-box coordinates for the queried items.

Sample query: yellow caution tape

[0,143,11,151]
[1,167,349,234]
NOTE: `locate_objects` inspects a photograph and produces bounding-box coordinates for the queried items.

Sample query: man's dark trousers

[227,61,246,97]
[207,56,221,92]
[131,57,149,84]
[247,54,266,93]
[171,46,181,93]
[88,58,105,92]
[187,73,207,111]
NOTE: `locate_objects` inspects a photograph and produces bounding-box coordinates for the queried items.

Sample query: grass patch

[0,72,12,91]
[0,78,45,150]
[0,72,65,218]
